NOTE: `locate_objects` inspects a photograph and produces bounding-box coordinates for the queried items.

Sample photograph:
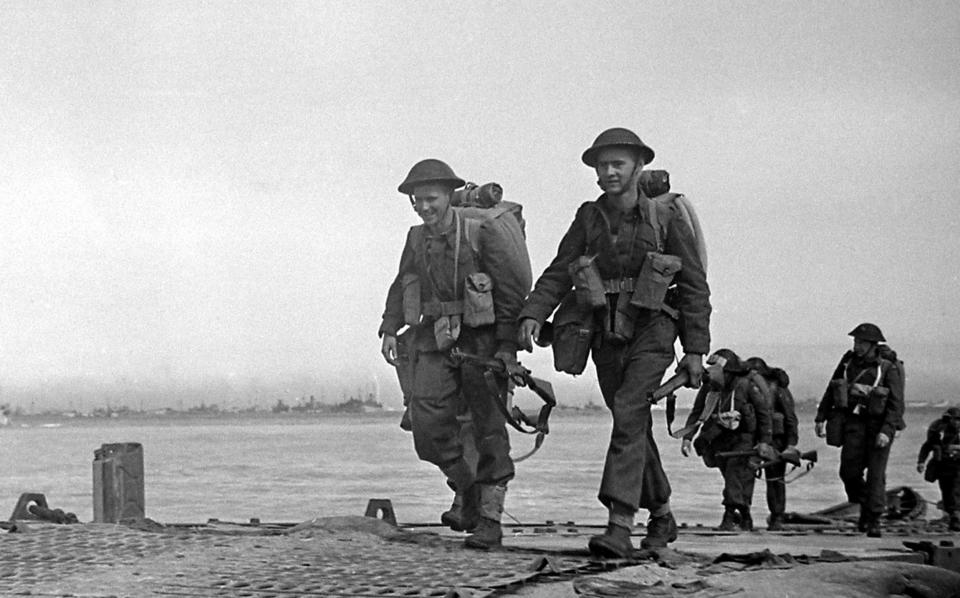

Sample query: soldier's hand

[381,334,399,366]
[677,353,704,388]
[815,421,826,438]
[875,432,891,448]
[916,462,925,474]
[518,318,541,353]
[755,442,778,462]
[681,438,692,457]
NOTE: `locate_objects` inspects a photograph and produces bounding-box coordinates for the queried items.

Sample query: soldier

[814,323,905,537]
[760,365,799,531]
[917,406,960,531]
[379,159,531,549]
[681,350,774,531]
[518,128,711,557]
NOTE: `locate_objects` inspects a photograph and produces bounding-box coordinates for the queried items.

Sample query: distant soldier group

[379,127,942,555]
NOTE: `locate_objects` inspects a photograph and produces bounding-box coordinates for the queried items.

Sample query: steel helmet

[581,127,655,167]
[398,159,465,195]
[847,323,886,343]
[707,348,749,374]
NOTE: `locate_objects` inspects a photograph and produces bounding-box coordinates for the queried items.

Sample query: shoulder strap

[646,196,664,252]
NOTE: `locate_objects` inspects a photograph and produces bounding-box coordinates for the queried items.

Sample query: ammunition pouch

[771,412,785,436]
[924,460,940,483]
[401,273,421,327]
[694,425,721,468]
[867,386,889,418]
[825,411,846,447]
[830,378,849,409]
[550,293,596,375]
[568,256,606,308]
[463,272,495,327]
[433,315,461,351]
[629,252,682,311]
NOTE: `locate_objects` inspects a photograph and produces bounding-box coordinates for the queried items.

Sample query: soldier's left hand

[875,432,891,448]
[677,353,704,388]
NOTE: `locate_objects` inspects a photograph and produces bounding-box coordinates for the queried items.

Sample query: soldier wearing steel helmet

[379,159,531,549]
[814,323,905,537]
[917,406,960,531]
[519,128,711,557]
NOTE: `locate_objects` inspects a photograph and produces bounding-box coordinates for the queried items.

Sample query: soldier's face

[852,338,875,358]
[412,183,452,227]
[595,147,641,195]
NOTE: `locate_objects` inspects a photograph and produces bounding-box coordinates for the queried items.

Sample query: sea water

[0,404,947,527]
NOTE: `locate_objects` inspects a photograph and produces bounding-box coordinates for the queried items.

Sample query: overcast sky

[2,2,958,406]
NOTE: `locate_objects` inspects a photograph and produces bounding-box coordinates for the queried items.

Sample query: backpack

[640,170,708,272]
[407,183,532,323]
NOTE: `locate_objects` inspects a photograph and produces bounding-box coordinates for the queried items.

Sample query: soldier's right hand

[518,318,541,353]
[916,462,925,474]
[681,438,692,457]
[381,334,399,366]
[815,421,826,438]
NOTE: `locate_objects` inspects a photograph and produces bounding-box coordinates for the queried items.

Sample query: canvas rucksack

[640,170,707,272]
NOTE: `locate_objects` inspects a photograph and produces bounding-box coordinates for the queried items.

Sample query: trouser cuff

[649,502,671,518]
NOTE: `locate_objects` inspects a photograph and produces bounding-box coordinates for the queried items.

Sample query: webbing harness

[450,349,557,463]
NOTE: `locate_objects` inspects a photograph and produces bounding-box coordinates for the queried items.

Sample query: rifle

[715,447,818,483]
[449,349,557,462]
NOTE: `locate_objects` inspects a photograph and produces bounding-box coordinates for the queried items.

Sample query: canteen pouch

[463,272,495,327]
[825,411,845,447]
[568,256,606,308]
[433,315,461,352]
[771,412,785,437]
[551,293,595,375]
[867,386,890,418]
[830,378,849,409]
[401,273,422,327]
[630,252,682,310]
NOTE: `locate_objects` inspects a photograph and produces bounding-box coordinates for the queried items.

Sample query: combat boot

[767,513,784,531]
[588,523,634,558]
[865,512,882,538]
[640,511,678,549]
[465,484,505,550]
[717,507,740,531]
[738,507,754,532]
[440,492,477,532]
[857,506,868,532]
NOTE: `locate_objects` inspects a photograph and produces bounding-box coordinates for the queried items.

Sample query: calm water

[0,405,947,527]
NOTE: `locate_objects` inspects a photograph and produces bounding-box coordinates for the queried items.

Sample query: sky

[1,2,959,410]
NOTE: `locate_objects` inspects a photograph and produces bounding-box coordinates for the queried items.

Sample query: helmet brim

[398,177,466,195]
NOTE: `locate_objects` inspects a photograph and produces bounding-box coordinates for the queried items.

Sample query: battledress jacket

[815,350,905,440]
[773,386,800,448]
[518,194,710,355]
[379,211,532,349]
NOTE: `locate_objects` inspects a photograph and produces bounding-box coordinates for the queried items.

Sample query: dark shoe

[767,513,784,531]
[717,509,740,531]
[464,517,502,549]
[640,512,678,549]
[949,516,960,532]
[857,506,868,532]
[588,523,634,558]
[738,508,754,532]
[440,495,477,532]
[866,516,882,538]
